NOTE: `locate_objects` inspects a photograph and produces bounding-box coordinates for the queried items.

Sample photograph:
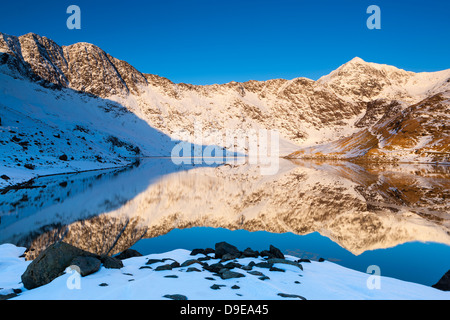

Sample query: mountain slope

[1,31,449,186]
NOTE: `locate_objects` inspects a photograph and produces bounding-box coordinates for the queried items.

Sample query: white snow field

[0,244,448,300]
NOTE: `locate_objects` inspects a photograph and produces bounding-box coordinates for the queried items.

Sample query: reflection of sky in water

[131,227,450,287]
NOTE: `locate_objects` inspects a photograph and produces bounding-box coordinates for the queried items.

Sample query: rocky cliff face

[2,32,448,158]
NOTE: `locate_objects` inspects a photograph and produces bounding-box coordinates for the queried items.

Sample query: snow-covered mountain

[1,32,449,189]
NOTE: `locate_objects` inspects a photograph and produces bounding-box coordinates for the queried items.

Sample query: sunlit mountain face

[0,32,449,289]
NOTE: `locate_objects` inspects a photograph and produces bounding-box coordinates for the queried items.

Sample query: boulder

[70,256,101,277]
[21,241,99,290]
[115,249,142,260]
[242,247,259,258]
[269,245,285,259]
[101,256,124,269]
[220,270,245,280]
[215,242,240,259]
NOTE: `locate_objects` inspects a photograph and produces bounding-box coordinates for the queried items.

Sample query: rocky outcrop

[21,241,99,290]
[2,32,448,155]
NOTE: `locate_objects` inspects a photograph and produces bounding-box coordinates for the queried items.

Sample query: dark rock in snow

[270,266,285,272]
[220,270,245,280]
[297,258,311,263]
[267,258,303,270]
[203,263,225,274]
[269,245,285,259]
[248,270,265,276]
[210,284,226,290]
[277,293,306,300]
[1,175,10,181]
[155,264,172,271]
[70,256,101,277]
[145,259,164,265]
[242,247,259,258]
[21,241,99,290]
[190,248,205,256]
[115,249,142,260]
[432,270,450,291]
[215,242,240,259]
[101,256,124,269]
[164,294,188,300]
[59,154,68,161]
[255,262,273,269]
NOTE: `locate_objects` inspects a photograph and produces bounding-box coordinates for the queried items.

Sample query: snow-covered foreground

[0,244,448,300]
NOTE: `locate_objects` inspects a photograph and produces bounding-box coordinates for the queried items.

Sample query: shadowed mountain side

[0,51,239,189]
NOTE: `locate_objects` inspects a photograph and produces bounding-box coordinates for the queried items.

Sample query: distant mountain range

[0,32,449,187]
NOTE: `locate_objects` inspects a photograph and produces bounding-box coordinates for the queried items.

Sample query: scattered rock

[297,258,311,263]
[115,249,142,260]
[248,270,264,276]
[220,270,245,280]
[181,259,202,267]
[231,285,240,289]
[270,266,285,272]
[99,283,109,287]
[258,276,270,281]
[59,154,68,161]
[186,267,201,272]
[221,253,237,261]
[0,175,10,181]
[101,256,124,269]
[215,242,240,259]
[0,293,18,300]
[198,256,212,262]
[205,277,216,281]
[318,258,326,262]
[223,262,242,269]
[269,245,285,259]
[24,164,35,170]
[242,247,259,258]
[267,258,303,270]
[255,262,273,269]
[164,294,188,300]
[190,248,205,256]
[164,275,178,278]
[21,241,99,290]
[277,293,306,300]
[145,259,164,265]
[203,263,225,273]
[70,256,101,277]
[210,284,226,290]
[432,270,450,291]
[139,266,152,270]
[155,264,172,271]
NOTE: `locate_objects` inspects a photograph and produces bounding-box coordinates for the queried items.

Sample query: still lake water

[1,158,449,286]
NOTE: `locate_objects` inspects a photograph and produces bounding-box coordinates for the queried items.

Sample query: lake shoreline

[1,241,449,300]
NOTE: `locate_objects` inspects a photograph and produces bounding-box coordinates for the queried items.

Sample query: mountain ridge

[1,31,449,181]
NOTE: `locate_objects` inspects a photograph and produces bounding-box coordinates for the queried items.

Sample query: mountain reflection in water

[0,158,449,285]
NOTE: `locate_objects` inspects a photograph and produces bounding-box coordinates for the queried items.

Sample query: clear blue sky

[1,0,449,84]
